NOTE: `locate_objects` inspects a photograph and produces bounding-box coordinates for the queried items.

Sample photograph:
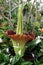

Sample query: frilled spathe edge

[4,30,35,42]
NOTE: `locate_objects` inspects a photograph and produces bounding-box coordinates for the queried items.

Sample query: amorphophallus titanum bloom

[5,4,35,56]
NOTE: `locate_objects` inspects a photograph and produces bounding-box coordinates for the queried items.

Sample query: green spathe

[11,39,26,56]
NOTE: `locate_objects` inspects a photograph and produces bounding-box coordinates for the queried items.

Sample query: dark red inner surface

[5,30,35,41]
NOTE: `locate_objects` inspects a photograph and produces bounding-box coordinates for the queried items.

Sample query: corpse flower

[5,4,35,56]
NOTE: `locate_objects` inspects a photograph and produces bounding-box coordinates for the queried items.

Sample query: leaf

[21,61,32,65]
[0,63,5,65]
[10,55,21,65]
[0,53,5,61]
[34,60,40,65]
[39,64,43,65]
[4,55,10,62]
[0,30,3,37]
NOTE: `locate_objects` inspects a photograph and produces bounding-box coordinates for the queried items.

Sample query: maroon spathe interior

[5,30,16,35]
[5,30,35,42]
